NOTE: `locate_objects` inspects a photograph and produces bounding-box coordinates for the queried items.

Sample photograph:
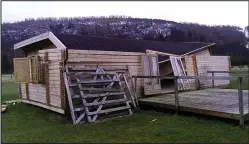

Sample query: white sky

[2,1,248,28]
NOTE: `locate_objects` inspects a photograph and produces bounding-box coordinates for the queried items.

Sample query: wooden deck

[139,88,249,120]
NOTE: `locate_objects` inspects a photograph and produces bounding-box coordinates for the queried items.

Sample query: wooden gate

[63,65,134,124]
[142,54,161,95]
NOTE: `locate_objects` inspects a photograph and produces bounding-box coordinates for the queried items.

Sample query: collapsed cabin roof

[14,31,215,62]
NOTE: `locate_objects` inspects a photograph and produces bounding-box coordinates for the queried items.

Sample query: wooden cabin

[13,31,231,114]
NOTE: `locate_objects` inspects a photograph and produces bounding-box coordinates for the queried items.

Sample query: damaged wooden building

[13,31,231,123]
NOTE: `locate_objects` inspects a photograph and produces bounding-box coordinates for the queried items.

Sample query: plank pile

[63,65,136,124]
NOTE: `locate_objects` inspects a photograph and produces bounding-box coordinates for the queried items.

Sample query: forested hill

[2,16,249,73]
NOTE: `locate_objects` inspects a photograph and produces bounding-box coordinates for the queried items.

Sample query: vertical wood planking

[44,52,50,106]
[60,49,66,109]
[192,55,199,89]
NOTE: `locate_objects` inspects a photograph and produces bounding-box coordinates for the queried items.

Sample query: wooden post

[174,76,179,113]
[123,74,137,108]
[26,83,29,100]
[134,77,137,94]
[238,77,244,126]
[18,84,22,99]
[134,77,139,107]
[44,52,50,106]
[212,72,214,88]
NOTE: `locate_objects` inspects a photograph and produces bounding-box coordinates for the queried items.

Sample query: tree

[170,28,185,42]
[155,33,164,41]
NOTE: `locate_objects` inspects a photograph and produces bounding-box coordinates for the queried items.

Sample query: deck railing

[132,75,247,126]
[207,70,248,88]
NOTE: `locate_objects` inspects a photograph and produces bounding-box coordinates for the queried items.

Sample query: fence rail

[206,70,248,88]
[132,75,247,126]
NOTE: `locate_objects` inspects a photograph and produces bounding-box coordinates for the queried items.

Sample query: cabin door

[142,54,161,95]
[169,56,190,90]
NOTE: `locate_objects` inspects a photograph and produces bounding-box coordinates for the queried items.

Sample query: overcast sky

[2,1,248,28]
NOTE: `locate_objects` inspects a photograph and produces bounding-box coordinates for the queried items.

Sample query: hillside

[1,16,249,73]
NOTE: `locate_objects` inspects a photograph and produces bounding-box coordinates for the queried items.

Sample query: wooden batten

[228,56,232,72]
[18,85,22,99]
[26,83,29,100]
[192,55,199,89]
[60,62,66,109]
[43,52,50,106]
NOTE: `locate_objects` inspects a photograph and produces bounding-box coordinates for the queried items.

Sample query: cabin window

[29,55,44,84]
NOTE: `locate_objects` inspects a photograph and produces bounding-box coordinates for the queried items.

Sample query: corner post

[212,72,214,88]
[174,76,179,113]
[44,51,50,106]
[238,77,244,126]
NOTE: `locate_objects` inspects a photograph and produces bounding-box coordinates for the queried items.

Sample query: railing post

[174,76,179,113]
[212,72,214,88]
[134,77,137,94]
[134,77,139,107]
[238,77,244,126]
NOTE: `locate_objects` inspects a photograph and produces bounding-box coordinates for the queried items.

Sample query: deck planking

[139,88,249,120]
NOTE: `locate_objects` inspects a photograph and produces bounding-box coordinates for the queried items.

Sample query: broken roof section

[14,31,215,62]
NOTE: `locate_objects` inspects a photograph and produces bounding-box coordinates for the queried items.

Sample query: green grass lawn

[2,103,249,143]
[1,72,249,143]
[1,82,19,102]
[225,71,248,90]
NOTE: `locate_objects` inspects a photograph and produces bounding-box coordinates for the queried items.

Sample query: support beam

[174,77,179,113]
[237,77,244,126]
[146,49,179,56]
[212,72,214,88]
[44,52,50,106]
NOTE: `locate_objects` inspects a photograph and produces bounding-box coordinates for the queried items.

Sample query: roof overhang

[14,31,66,50]
[158,43,216,64]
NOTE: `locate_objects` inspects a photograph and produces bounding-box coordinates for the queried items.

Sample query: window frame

[28,55,44,84]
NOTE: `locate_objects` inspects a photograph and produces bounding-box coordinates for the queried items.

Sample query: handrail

[132,75,246,80]
[132,74,246,126]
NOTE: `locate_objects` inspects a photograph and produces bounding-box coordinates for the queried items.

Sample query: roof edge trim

[158,43,216,64]
[14,31,66,50]
[48,32,66,49]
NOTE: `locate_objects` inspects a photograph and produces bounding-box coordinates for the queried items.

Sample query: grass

[225,70,249,90]
[1,82,19,102]
[1,71,249,143]
[2,103,249,143]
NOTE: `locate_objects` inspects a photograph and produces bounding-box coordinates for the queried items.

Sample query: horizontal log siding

[67,49,144,97]
[185,49,211,89]
[20,48,65,114]
[196,56,230,88]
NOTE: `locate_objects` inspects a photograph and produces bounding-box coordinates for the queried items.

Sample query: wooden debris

[1,105,7,113]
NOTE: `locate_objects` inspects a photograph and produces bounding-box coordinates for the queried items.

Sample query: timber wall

[19,49,65,114]
[185,49,211,89]
[196,56,231,87]
[67,49,144,97]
